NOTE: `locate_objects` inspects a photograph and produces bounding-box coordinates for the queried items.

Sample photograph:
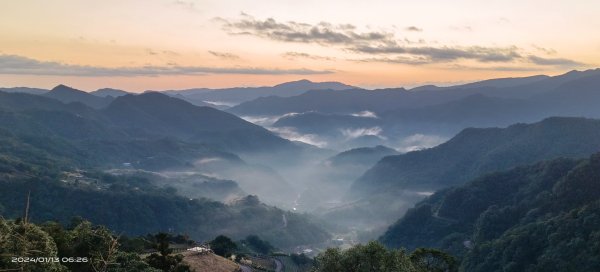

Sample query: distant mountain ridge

[351,117,600,196]
[328,145,399,167]
[164,79,356,106]
[0,87,48,95]
[43,84,113,109]
[90,88,130,97]
[104,92,295,153]
[230,69,600,116]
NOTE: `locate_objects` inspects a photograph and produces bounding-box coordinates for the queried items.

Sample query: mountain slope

[229,69,600,118]
[0,87,48,95]
[379,153,600,271]
[90,88,130,97]
[0,176,329,249]
[351,117,600,195]
[167,79,355,106]
[328,145,399,167]
[103,92,295,153]
[43,84,113,108]
[229,88,413,115]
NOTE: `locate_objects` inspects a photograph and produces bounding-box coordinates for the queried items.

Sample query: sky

[1,0,599,91]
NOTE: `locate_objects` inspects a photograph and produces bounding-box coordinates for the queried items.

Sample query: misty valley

[2,69,600,271]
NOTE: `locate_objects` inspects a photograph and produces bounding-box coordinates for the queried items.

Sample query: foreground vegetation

[1,216,456,272]
[0,218,182,271]
[312,242,456,272]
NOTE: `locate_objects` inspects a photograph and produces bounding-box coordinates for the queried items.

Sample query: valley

[2,69,600,271]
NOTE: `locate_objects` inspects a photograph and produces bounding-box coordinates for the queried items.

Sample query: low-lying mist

[99,112,449,239]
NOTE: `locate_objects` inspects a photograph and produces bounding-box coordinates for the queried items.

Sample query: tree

[145,233,191,272]
[210,235,237,258]
[410,248,457,272]
[67,221,120,272]
[0,218,67,272]
[312,241,419,272]
[244,235,274,254]
[110,252,161,272]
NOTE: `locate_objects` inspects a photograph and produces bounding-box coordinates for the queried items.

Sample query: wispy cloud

[282,52,335,61]
[340,127,385,140]
[0,54,333,76]
[405,26,422,32]
[218,14,395,46]
[527,55,584,67]
[218,14,584,68]
[531,44,557,55]
[351,56,430,65]
[352,45,522,63]
[208,50,241,60]
[172,0,199,12]
[269,126,328,147]
[350,111,378,118]
[396,134,446,153]
[446,64,545,72]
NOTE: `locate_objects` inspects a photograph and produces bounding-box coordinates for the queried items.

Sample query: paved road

[239,264,252,272]
[274,258,283,272]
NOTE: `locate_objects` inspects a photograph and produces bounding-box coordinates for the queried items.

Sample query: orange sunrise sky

[1,0,599,91]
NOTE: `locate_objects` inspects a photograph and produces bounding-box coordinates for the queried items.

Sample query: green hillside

[380,153,600,271]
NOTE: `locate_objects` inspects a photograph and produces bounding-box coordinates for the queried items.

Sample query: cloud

[218,14,583,68]
[446,64,544,72]
[173,0,199,12]
[219,14,395,46]
[531,45,557,55]
[350,111,378,118]
[241,112,302,127]
[0,54,333,76]
[352,56,430,65]
[340,127,385,140]
[405,26,422,32]
[352,44,522,63]
[208,50,241,60]
[282,52,336,61]
[203,100,238,107]
[219,15,525,65]
[395,134,447,153]
[268,126,328,147]
[527,55,584,67]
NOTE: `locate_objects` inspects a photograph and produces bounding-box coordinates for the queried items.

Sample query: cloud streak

[219,14,395,46]
[208,51,241,60]
[0,54,333,76]
[527,55,584,66]
[405,26,422,32]
[352,45,522,63]
[219,14,585,68]
[282,52,336,61]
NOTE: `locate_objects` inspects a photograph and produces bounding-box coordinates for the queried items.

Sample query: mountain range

[351,117,600,195]
[2,69,600,268]
[163,79,355,107]
[246,70,600,150]
[319,117,600,231]
[230,69,600,117]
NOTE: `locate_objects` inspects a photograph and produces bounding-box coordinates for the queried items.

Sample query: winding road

[274,258,283,272]
[239,264,252,272]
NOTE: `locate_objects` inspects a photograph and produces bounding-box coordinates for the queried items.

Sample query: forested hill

[351,117,600,195]
[0,174,329,249]
[379,152,600,271]
[0,90,329,248]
